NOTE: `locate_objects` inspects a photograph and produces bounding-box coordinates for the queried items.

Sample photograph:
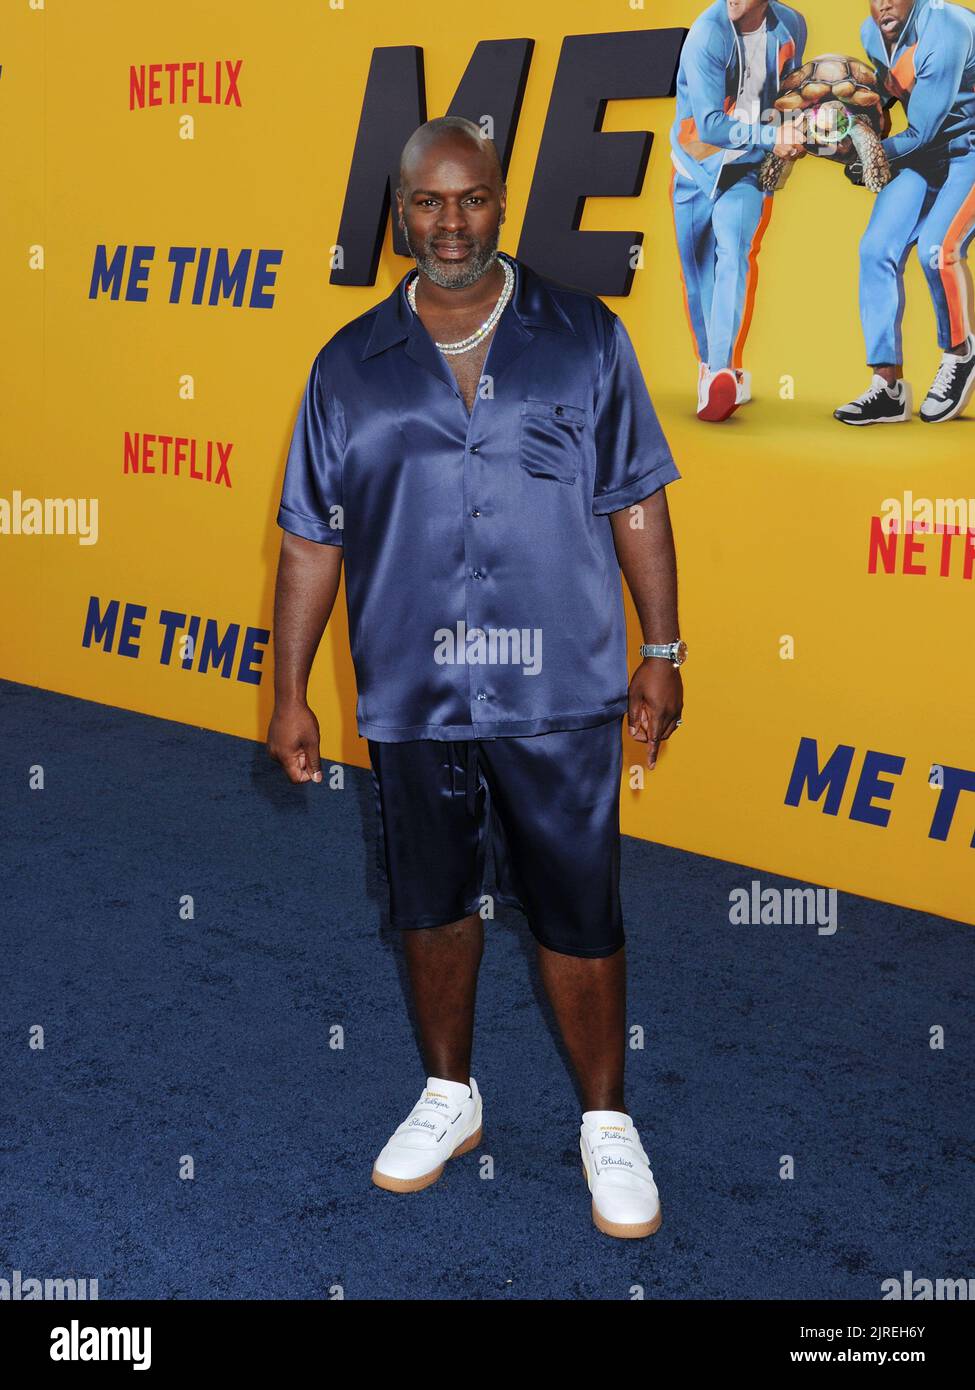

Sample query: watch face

[674,640,688,666]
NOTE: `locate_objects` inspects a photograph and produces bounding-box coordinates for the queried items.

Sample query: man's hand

[609,492,681,771]
[267,531,343,785]
[627,659,683,771]
[773,113,807,162]
[267,697,323,784]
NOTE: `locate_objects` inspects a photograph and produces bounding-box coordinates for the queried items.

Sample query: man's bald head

[398,117,503,196]
[396,117,507,290]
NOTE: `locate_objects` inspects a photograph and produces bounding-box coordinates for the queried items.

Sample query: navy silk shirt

[277,252,680,742]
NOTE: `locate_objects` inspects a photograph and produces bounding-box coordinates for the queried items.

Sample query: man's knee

[860,223,901,272]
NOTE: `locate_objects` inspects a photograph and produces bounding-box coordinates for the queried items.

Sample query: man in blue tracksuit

[670,0,808,422]
[835,0,975,425]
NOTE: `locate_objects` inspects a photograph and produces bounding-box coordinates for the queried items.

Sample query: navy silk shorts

[367,719,624,958]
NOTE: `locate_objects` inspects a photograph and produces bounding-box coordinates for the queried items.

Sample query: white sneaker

[372,1076,482,1193]
[698,365,750,413]
[697,367,740,422]
[580,1109,662,1239]
[920,336,975,423]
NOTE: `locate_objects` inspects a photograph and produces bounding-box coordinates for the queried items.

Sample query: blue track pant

[859,141,975,365]
[670,163,773,372]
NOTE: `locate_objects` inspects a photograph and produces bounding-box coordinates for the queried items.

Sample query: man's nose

[437,204,468,231]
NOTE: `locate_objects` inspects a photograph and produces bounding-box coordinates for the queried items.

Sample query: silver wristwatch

[640,640,688,668]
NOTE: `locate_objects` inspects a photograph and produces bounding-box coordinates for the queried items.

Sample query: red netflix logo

[123,433,233,489]
[129,61,243,109]
[868,517,975,579]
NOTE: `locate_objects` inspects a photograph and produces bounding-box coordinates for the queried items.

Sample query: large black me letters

[330,30,686,297]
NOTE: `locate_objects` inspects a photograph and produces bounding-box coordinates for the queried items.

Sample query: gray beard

[403,224,502,290]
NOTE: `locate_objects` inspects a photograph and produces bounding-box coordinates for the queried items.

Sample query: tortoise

[759,54,891,194]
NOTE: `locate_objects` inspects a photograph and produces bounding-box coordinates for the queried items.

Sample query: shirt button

[555,405,564,415]
[471,569,484,580]
[470,445,480,454]
[475,691,486,701]
[470,508,481,518]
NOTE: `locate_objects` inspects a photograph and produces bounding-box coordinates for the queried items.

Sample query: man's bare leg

[401,912,483,1084]
[535,943,626,1111]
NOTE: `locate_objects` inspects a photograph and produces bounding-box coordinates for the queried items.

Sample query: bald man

[269,117,684,1239]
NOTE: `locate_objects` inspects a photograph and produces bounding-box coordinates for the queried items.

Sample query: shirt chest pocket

[519,398,587,486]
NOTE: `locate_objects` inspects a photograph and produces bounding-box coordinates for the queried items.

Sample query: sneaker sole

[697,373,739,423]
[371,1123,482,1194]
[833,413,911,426]
[581,1159,662,1239]
[592,1201,663,1239]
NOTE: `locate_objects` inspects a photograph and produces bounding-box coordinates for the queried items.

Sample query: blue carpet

[1,677,971,1301]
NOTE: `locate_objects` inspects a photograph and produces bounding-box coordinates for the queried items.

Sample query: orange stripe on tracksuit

[732,194,774,371]
[670,159,773,373]
[885,45,918,103]
[941,182,975,345]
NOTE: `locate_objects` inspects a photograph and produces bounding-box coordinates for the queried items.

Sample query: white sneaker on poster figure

[696,361,745,415]
[920,336,975,423]
[371,1076,482,1193]
[697,367,740,422]
[580,1109,662,1239]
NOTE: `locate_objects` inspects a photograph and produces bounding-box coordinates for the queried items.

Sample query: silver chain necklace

[406,255,514,355]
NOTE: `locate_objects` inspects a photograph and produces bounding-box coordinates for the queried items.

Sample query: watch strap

[640,640,687,667]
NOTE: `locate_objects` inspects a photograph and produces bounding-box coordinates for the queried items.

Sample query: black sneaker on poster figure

[920,336,975,424]
[834,375,913,426]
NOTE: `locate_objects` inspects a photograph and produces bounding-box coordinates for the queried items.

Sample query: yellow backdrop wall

[2,0,972,925]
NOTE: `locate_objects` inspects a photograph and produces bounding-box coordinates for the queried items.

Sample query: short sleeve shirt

[277,252,680,742]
